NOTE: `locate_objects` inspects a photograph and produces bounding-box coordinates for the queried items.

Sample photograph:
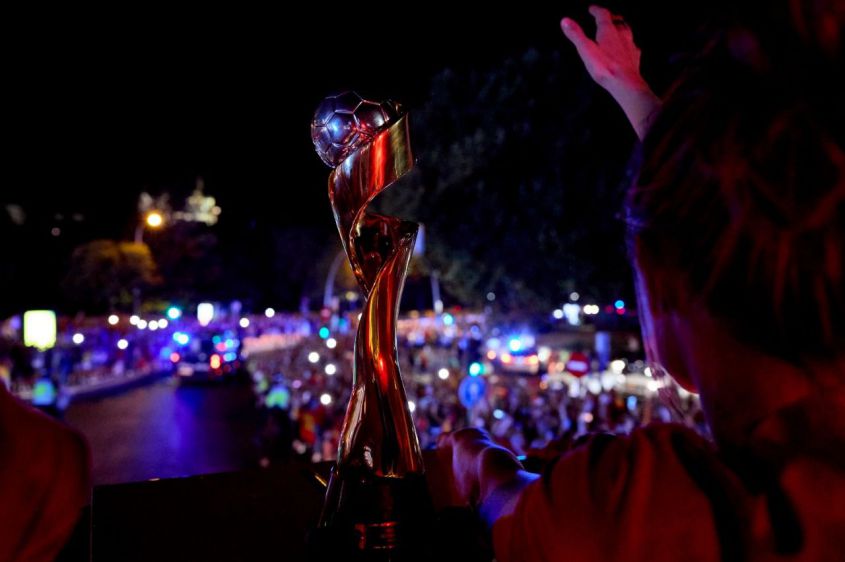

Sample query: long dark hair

[627,0,845,360]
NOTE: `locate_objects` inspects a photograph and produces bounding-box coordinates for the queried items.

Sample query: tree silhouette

[147,221,222,304]
[63,240,160,312]
[376,48,638,312]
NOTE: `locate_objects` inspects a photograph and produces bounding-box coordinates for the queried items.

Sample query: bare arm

[561,5,661,140]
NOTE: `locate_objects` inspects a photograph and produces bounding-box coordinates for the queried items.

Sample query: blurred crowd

[1,309,707,459]
[246,318,707,465]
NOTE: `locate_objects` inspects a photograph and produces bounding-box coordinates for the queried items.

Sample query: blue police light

[265,386,291,410]
[468,361,484,377]
[507,338,522,353]
[32,378,58,406]
[166,306,182,320]
[319,326,330,339]
[172,332,190,346]
[442,313,454,326]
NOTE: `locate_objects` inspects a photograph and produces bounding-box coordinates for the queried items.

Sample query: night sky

[7,8,562,231]
[3,3,704,311]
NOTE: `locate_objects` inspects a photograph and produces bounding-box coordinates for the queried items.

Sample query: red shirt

[493,422,845,561]
[0,386,90,562]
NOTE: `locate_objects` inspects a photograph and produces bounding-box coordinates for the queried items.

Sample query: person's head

[628,1,845,389]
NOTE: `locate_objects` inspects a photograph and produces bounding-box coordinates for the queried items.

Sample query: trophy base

[309,466,433,561]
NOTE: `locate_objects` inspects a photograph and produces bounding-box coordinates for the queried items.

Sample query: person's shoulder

[0,387,90,562]
[579,421,710,452]
[600,422,715,469]
[548,424,715,508]
[493,425,724,561]
[552,423,711,478]
[0,385,90,490]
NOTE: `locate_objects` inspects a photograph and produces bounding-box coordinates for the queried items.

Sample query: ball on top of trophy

[311,91,401,167]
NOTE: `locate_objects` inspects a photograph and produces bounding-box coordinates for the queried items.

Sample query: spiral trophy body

[311,93,430,559]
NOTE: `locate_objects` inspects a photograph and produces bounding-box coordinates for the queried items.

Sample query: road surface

[66,376,262,485]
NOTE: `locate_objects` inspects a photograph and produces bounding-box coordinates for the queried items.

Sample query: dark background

[2,3,710,315]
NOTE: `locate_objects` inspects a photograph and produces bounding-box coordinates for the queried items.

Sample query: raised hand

[561,5,661,139]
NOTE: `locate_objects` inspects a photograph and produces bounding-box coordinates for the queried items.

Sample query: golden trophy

[310,92,430,560]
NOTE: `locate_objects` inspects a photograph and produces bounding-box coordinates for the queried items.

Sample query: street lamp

[132,210,165,312]
[146,211,164,228]
[135,211,165,243]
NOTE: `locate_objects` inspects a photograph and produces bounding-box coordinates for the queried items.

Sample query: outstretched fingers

[560,17,604,75]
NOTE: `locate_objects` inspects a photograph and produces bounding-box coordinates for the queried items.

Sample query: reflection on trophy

[311,92,431,559]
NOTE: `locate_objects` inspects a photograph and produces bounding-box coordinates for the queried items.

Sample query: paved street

[66,377,261,485]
